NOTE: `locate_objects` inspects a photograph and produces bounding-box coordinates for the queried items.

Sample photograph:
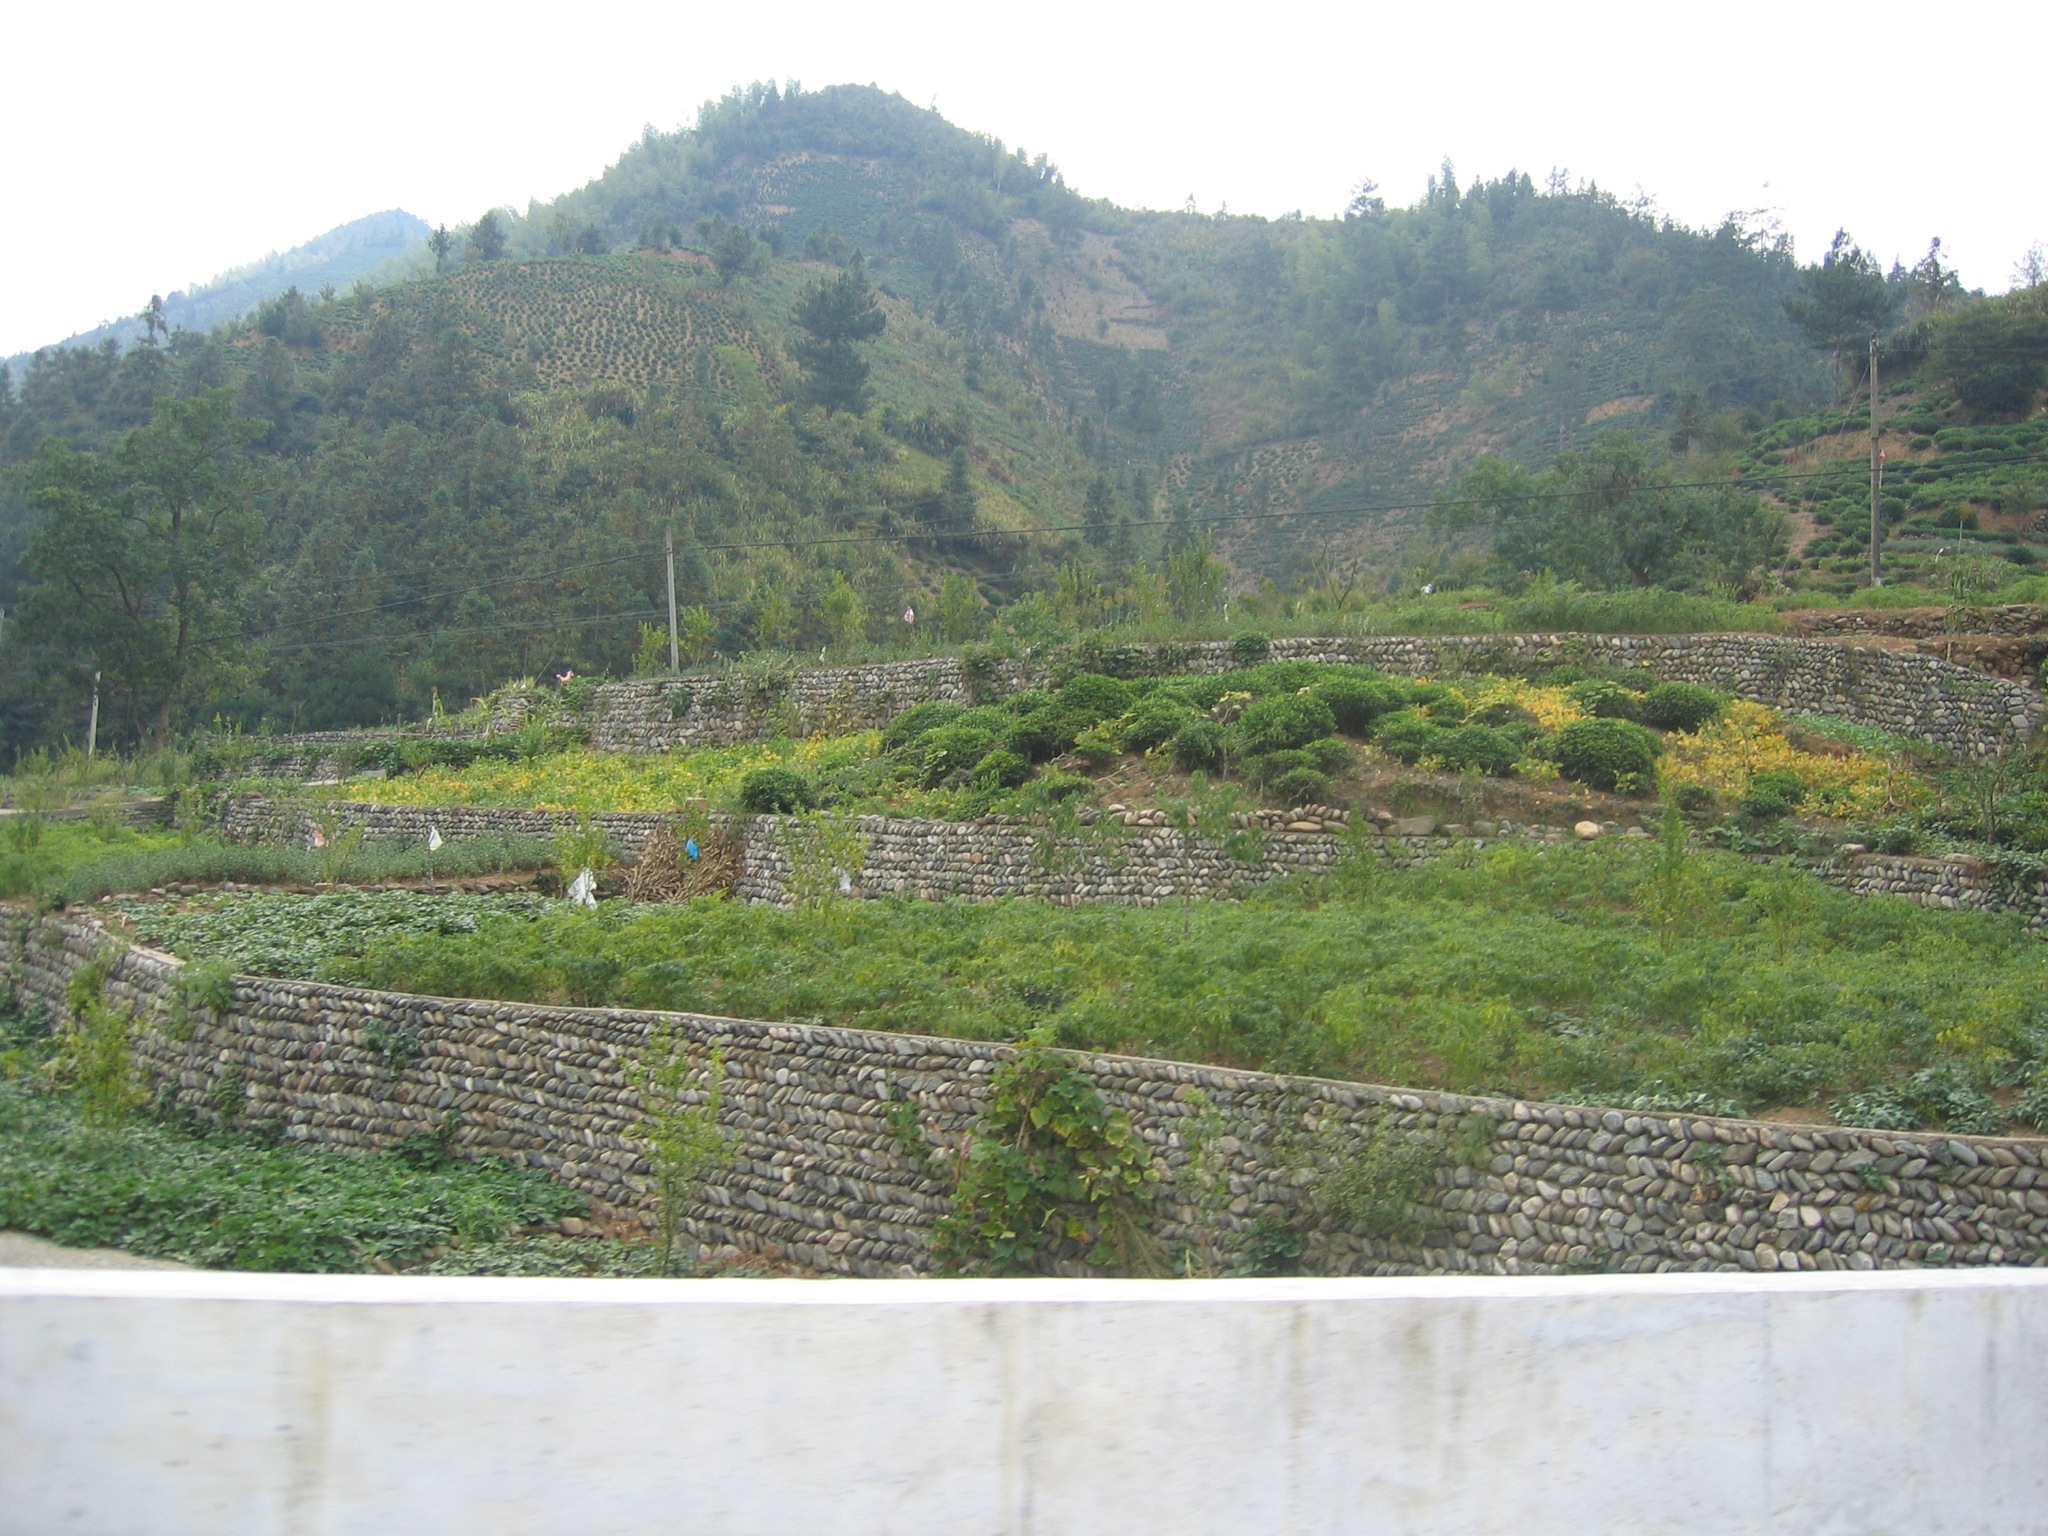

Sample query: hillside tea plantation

[311,659,1924,824]
[127,841,2048,1137]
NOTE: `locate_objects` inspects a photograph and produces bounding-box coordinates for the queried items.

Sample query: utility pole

[1869,334,1883,589]
[86,670,101,761]
[664,525,680,673]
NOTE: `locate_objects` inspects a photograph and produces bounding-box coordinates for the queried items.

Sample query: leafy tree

[138,295,168,347]
[708,222,757,284]
[1931,295,2048,421]
[1781,230,1893,391]
[428,225,453,274]
[792,256,885,415]
[466,212,507,264]
[822,571,867,652]
[1438,430,1785,592]
[15,389,265,745]
[938,572,982,642]
[1166,540,1227,621]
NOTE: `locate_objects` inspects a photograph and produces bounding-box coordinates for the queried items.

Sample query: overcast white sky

[5,1,2040,358]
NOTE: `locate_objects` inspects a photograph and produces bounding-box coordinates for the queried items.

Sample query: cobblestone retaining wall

[225,630,2045,769]
[572,635,2039,757]
[5,911,2044,1279]
[216,793,2048,927]
[1789,604,2048,639]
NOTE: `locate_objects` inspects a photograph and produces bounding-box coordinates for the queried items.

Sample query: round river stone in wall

[1574,821,1603,839]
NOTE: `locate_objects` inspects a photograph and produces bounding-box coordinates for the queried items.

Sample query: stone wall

[216,793,2048,928]
[574,634,2039,758]
[1789,603,2048,639]
[7,910,2045,1280]
[225,629,2046,769]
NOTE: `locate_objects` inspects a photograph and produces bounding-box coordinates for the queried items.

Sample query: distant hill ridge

[3,210,429,377]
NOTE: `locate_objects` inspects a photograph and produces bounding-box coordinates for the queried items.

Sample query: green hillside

[1,82,2040,753]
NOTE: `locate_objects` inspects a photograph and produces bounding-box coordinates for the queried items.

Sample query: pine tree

[792,255,886,415]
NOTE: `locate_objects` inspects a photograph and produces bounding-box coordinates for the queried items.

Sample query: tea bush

[1551,718,1663,791]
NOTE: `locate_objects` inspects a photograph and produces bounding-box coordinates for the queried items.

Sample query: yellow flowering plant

[1657,701,1919,819]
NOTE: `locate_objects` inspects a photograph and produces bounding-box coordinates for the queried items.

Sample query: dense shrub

[1230,692,1337,756]
[1053,673,1136,727]
[969,749,1032,790]
[1120,698,1200,753]
[1005,704,1074,763]
[1435,726,1518,777]
[1227,632,1273,665]
[881,701,965,753]
[1267,767,1335,806]
[1171,719,1225,771]
[1568,679,1643,720]
[1550,718,1663,791]
[1467,701,1540,730]
[1370,710,1443,764]
[919,723,1005,786]
[736,767,817,813]
[1316,676,1410,737]
[1638,682,1724,733]
[1740,767,1809,820]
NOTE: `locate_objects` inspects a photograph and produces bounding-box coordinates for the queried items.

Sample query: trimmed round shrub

[1749,767,1808,805]
[1316,675,1410,737]
[1006,705,1073,763]
[1231,692,1337,756]
[737,767,817,814]
[920,722,1005,786]
[1372,710,1444,765]
[1568,679,1643,720]
[1228,631,1273,665]
[1668,782,1715,813]
[1435,725,1518,777]
[1267,767,1335,807]
[1053,673,1136,727]
[1121,698,1200,753]
[969,749,1032,790]
[882,700,965,753]
[1638,682,1724,733]
[1171,718,1225,772]
[1739,784,1795,820]
[1408,685,1466,724]
[1301,736,1352,774]
[1466,701,1539,730]
[1551,718,1662,792]
[1740,767,1808,820]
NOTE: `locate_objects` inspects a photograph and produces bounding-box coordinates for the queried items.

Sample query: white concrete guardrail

[3,1268,2044,1535]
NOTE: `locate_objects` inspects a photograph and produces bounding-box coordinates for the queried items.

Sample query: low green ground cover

[132,840,2048,1135]
[0,1067,582,1273]
[2,828,552,909]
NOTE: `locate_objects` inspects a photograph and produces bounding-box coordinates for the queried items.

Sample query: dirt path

[0,1232,191,1270]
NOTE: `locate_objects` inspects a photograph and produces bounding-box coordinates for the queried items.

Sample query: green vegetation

[123,840,2048,1136]
[120,890,551,978]
[5,829,550,909]
[0,1070,582,1272]
[931,1028,1160,1276]
[22,80,1992,760]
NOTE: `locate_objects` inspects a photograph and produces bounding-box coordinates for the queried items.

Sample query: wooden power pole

[1869,335,1883,588]
[664,526,680,673]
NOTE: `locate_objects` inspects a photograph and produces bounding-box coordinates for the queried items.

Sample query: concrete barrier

[3,1268,2043,1535]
